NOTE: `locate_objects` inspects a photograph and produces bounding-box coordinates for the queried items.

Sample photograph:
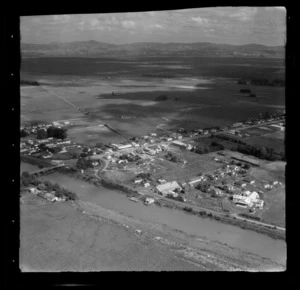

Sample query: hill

[21,41,285,58]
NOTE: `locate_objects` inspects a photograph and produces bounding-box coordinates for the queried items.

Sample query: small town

[21,110,285,218]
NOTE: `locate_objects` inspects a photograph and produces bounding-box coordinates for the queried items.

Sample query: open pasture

[245,133,285,154]
[151,151,222,182]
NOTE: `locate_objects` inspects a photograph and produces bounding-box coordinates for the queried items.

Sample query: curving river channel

[37,171,286,266]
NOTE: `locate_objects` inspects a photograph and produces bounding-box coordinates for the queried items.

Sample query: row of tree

[234,144,285,161]
[191,141,225,155]
[237,79,285,87]
[37,126,68,140]
[20,80,40,86]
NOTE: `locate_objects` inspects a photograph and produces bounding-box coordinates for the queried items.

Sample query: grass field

[261,186,285,227]
[245,131,285,154]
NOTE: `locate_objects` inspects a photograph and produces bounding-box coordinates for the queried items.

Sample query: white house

[171,140,187,149]
[112,143,132,150]
[233,191,259,207]
[156,181,181,196]
[134,179,143,184]
[145,197,155,205]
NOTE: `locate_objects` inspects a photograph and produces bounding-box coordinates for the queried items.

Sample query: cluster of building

[28,187,65,202]
[21,122,51,134]
[232,190,264,209]
[20,136,79,159]
[264,180,282,189]
[156,181,186,201]
[171,140,193,151]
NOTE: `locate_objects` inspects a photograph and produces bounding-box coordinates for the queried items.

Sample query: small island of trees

[155,94,168,101]
[20,80,40,86]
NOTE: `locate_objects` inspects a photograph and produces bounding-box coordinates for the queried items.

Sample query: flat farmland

[21,57,285,147]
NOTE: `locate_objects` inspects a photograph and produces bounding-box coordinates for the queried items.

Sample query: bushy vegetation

[240,88,251,93]
[20,80,40,86]
[215,134,246,144]
[155,94,168,101]
[37,129,47,139]
[183,206,193,213]
[239,213,261,221]
[191,141,224,155]
[76,158,94,169]
[136,172,151,179]
[165,152,181,162]
[235,144,284,161]
[250,78,285,87]
[195,183,210,193]
[167,194,185,202]
[20,130,29,137]
[20,172,77,200]
[47,126,68,140]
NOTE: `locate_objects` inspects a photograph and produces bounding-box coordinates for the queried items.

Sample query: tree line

[37,126,68,140]
[20,80,40,86]
[20,171,77,200]
[191,141,225,155]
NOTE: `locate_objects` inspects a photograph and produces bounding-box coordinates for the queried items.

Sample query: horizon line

[21,40,284,48]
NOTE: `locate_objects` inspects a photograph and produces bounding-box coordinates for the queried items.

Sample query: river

[40,171,286,265]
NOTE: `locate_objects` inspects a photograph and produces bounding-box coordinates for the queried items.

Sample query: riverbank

[20,189,285,271]
[71,199,285,271]
[20,191,204,271]
[56,166,285,240]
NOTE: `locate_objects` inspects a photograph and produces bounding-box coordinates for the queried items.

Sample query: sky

[21,7,286,46]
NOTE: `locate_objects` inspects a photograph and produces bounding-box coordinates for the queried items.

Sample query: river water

[40,171,286,265]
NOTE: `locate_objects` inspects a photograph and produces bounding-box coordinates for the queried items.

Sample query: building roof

[156,181,181,193]
[172,140,186,147]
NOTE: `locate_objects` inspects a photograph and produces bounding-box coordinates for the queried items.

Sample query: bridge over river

[29,164,65,176]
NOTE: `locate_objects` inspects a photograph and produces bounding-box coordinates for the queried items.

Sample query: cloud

[191,16,209,25]
[149,24,163,29]
[265,7,286,12]
[89,18,100,27]
[229,7,257,21]
[121,20,136,29]
[52,15,71,24]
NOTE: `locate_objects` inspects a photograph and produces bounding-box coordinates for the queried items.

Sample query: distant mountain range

[21,40,285,58]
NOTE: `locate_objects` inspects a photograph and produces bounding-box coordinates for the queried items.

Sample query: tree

[37,183,46,191]
[20,130,29,138]
[37,129,47,139]
[76,158,93,169]
[155,95,168,101]
[244,163,250,169]
[47,126,68,139]
[219,144,225,150]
